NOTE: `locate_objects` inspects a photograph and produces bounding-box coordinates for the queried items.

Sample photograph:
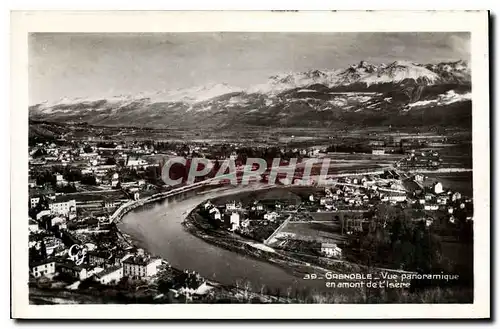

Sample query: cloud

[448,34,471,59]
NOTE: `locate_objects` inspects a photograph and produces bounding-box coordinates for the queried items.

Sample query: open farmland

[279,221,347,245]
[303,153,402,176]
[424,172,473,197]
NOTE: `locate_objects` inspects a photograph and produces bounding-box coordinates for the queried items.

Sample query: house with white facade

[122,256,162,279]
[229,212,240,231]
[30,196,41,208]
[126,156,148,168]
[433,182,444,194]
[49,197,76,216]
[320,243,342,258]
[263,211,278,222]
[209,207,221,221]
[30,260,56,278]
[95,265,123,285]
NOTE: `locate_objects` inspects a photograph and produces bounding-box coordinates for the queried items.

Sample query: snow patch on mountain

[147,83,243,104]
[34,83,243,113]
[360,61,439,85]
[248,69,341,94]
[407,90,471,109]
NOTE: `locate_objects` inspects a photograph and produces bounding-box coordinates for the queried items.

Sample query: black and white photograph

[11,11,490,319]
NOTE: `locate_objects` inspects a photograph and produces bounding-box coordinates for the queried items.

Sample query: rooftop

[95,265,122,278]
[29,258,56,268]
[321,243,340,248]
[123,256,160,266]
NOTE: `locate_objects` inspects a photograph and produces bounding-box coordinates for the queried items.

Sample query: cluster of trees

[96,142,117,149]
[325,143,404,154]
[32,166,83,186]
[348,204,442,273]
[32,148,48,158]
[29,240,47,263]
[120,166,161,185]
[326,144,373,154]
[233,147,304,165]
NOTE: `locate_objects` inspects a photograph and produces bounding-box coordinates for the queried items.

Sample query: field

[210,188,303,206]
[424,172,473,197]
[440,240,473,269]
[434,142,473,168]
[279,221,347,245]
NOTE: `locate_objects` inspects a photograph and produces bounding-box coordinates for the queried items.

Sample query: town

[28,131,474,304]
[191,167,473,270]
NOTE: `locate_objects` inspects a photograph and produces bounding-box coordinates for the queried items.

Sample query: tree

[33,148,47,158]
[29,246,39,262]
[81,174,97,186]
[105,157,116,165]
[39,240,47,260]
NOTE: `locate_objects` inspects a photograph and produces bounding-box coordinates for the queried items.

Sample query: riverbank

[115,182,474,303]
[115,182,409,282]
[183,192,419,275]
[112,183,311,301]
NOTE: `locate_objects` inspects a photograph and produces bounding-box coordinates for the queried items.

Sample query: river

[117,184,328,295]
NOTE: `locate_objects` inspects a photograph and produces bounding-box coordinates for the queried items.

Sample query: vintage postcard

[11,11,490,319]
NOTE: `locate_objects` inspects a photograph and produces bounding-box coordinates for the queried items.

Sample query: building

[369,140,385,147]
[263,211,278,222]
[42,237,64,256]
[104,198,119,210]
[372,149,385,155]
[54,173,68,186]
[30,260,56,278]
[122,256,162,279]
[203,201,213,210]
[28,219,40,233]
[126,156,148,168]
[320,243,342,258]
[50,216,67,229]
[424,204,439,211]
[173,281,210,301]
[414,174,425,183]
[387,194,407,202]
[49,197,76,216]
[437,195,449,205]
[433,182,444,195]
[30,196,41,208]
[240,218,250,228]
[226,201,242,211]
[209,207,221,221]
[36,209,51,221]
[452,192,462,202]
[57,261,90,281]
[229,212,240,231]
[95,265,123,285]
[88,250,118,267]
[28,178,37,188]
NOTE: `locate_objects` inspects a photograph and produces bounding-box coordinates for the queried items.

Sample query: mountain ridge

[29,59,472,131]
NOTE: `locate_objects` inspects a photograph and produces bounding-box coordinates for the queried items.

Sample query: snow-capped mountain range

[30,60,471,130]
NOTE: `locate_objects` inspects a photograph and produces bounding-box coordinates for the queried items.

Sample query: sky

[29,32,470,105]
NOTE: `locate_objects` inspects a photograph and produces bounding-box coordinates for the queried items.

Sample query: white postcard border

[11,10,490,319]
